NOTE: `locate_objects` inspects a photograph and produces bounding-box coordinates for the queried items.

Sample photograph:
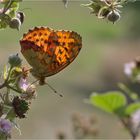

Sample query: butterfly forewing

[20,27,82,81]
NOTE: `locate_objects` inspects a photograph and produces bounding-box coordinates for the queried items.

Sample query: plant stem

[3,0,13,14]
[7,85,22,94]
[120,118,138,140]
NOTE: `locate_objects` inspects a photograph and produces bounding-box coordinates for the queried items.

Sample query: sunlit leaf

[10,2,19,12]
[90,91,126,115]
[125,103,140,116]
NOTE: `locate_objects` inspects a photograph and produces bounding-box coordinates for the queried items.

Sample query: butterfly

[20,27,82,85]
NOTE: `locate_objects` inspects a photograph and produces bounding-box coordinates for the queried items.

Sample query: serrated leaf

[90,91,126,115]
[125,103,140,116]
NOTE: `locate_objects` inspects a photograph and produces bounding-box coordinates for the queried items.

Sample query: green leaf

[125,103,140,116]
[90,91,126,115]
[0,20,8,28]
[10,2,19,12]
[8,10,16,18]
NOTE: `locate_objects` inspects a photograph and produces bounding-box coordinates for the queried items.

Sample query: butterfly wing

[20,27,82,80]
[44,30,82,76]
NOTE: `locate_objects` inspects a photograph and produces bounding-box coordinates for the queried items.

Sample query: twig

[120,118,138,140]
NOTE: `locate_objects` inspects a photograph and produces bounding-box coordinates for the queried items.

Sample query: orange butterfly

[20,27,82,85]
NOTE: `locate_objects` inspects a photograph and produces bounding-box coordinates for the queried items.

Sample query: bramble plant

[0,0,24,30]
[0,0,139,139]
[82,0,136,23]
[0,54,36,139]
[89,58,140,140]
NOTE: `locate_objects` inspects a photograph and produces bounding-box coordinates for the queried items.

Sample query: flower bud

[16,11,25,24]
[8,54,22,67]
[107,10,120,23]
[9,18,21,30]
[12,96,29,119]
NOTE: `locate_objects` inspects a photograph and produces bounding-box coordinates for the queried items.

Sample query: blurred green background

[0,1,140,139]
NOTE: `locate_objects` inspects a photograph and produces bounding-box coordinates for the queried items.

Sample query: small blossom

[19,78,36,100]
[124,62,136,77]
[19,78,28,91]
[0,118,12,135]
[124,60,140,82]
[21,84,37,100]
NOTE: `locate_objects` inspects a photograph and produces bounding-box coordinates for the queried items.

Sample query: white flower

[131,109,140,135]
[124,62,135,77]
[19,78,28,91]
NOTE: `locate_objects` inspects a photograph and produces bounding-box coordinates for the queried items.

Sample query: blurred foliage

[90,91,140,139]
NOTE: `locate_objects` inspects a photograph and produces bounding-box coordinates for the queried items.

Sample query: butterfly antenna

[29,79,39,87]
[46,83,63,97]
